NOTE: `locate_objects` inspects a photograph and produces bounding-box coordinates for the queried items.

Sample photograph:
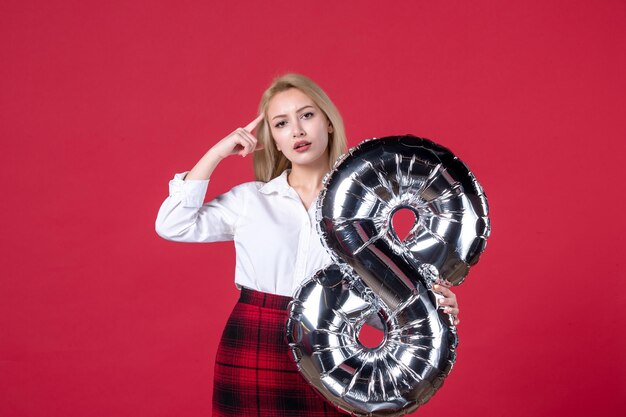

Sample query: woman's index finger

[244,114,264,132]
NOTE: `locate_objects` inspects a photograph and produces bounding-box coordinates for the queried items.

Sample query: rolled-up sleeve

[155,172,246,242]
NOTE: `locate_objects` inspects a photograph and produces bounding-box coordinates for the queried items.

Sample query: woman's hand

[185,115,265,181]
[210,114,265,159]
[433,282,460,325]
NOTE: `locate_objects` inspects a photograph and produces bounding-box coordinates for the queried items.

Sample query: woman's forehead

[267,88,318,117]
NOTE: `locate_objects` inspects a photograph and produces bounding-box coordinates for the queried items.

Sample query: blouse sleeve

[155,171,247,243]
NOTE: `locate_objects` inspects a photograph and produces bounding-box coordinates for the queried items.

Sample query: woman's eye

[302,112,314,119]
[274,120,286,128]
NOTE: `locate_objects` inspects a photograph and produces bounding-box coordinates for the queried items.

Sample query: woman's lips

[293,141,311,152]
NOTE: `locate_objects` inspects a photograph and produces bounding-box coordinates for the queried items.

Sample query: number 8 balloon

[286,135,490,416]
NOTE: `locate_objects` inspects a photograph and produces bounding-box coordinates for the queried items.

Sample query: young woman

[155,74,460,416]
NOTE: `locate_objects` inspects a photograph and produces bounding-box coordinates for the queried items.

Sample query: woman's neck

[287,159,330,193]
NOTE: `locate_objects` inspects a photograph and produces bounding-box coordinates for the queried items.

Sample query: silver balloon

[286,135,490,416]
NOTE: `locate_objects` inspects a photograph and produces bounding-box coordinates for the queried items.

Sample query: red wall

[1,1,624,416]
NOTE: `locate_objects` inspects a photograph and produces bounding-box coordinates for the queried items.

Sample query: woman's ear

[328,124,334,133]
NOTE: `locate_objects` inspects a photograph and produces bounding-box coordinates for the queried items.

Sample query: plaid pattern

[212,288,348,416]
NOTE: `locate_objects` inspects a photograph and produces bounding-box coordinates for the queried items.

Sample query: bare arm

[185,114,264,180]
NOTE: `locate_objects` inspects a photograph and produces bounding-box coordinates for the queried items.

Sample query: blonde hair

[253,73,348,182]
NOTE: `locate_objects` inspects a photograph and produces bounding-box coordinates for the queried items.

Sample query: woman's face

[266,88,332,168]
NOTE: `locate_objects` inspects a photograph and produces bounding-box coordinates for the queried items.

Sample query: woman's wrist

[185,149,223,181]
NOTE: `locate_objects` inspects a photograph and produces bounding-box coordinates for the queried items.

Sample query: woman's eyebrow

[271,105,315,120]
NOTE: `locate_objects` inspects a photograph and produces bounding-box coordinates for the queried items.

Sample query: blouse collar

[258,169,292,196]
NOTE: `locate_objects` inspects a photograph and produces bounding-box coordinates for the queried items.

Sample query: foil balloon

[286,135,490,416]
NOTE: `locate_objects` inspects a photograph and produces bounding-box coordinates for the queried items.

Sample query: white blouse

[155,170,333,297]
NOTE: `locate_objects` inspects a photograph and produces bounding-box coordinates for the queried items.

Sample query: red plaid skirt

[212,287,348,416]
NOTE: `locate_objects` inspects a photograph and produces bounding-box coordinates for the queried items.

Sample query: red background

[1,1,625,416]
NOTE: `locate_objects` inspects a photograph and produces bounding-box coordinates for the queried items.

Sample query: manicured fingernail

[434,285,440,289]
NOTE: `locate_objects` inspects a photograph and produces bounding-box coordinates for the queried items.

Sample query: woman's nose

[292,121,305,137]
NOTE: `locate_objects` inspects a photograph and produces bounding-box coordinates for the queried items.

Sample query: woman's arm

[155,115,263,242]
[185,114,263,180]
